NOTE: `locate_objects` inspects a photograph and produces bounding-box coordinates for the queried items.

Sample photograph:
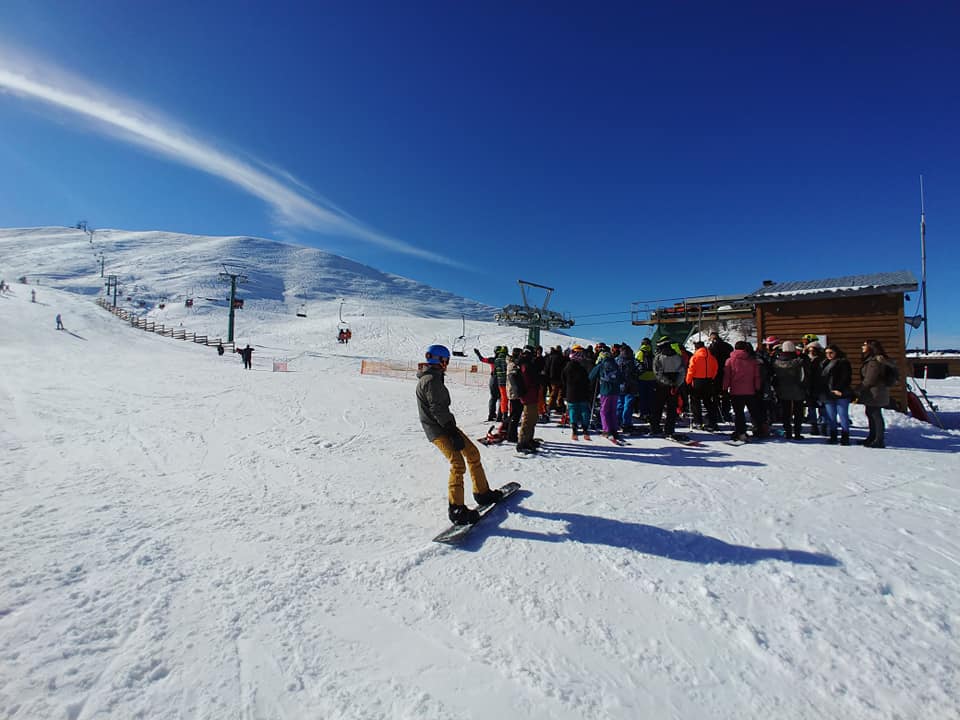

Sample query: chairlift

[296,303,307,318]
[185,298,194,308]
[337,300,352,343]
[452,316,467,357]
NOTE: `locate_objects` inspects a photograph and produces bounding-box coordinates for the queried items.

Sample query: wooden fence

[95,298,233,352]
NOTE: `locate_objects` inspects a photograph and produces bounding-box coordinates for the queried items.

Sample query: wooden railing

[95,298,233,353]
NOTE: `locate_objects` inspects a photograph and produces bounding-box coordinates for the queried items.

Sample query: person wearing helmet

[651,336,685,438]
[417,344,501,524]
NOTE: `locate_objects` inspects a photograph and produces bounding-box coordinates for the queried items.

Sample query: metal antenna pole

[920,175,929,354]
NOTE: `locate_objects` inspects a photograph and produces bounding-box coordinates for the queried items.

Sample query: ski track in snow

[0,281,959,719]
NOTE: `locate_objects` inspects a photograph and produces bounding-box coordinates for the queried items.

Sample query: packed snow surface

[2,279,960,718]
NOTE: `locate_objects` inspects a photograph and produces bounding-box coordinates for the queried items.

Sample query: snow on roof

[745,271,918,303]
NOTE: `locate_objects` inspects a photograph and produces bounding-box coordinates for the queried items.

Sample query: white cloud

[0,48,466,269]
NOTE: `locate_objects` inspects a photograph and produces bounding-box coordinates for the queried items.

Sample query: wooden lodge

[907,353,960,379]
[633,271,920,410]
[745,271,918,410]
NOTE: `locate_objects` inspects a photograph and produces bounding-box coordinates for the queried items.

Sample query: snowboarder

[55,313,63,330]
[416,344,501,525]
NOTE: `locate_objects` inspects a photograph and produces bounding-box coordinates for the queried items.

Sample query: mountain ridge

[0,226,498,320]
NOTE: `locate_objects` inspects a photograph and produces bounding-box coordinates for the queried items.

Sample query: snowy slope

[0,227,500,321]
[1,284,959,719]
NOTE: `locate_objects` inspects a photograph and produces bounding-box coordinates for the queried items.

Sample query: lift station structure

[495,279,575,348]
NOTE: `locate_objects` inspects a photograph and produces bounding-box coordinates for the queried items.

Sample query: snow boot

[828,430,838,445]
[448,504,480,525]
[473,488,504,506]
[840,432,850,446]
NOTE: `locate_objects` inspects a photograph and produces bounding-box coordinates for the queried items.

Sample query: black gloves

[444,423,465,450]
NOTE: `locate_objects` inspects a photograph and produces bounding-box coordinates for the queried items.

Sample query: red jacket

[723,349,761,396]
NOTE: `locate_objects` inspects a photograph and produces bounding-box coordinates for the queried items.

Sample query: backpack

[883,361,900,387]
[600,358,622,386]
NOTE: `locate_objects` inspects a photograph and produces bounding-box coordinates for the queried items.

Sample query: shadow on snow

[536,441,765,469]
[459,493,840,567]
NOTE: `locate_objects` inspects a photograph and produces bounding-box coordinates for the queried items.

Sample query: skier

[588,345,623,442]
[55,313,63,330]
[217,343,225,356]
[31,289,36,302]
[686,340,720,430]
[722,341,762,441]
[237,344,254,369]
[416,344,501,524]
[562,345,592,441]
[772,340,808,439]
[651,336,685,438]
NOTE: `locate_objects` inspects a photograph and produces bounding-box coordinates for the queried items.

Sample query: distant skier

[416,344,501,525]
[237,344,254,369]
[217,343,225,356]
[55,313,63,330]
[31,289,36,302]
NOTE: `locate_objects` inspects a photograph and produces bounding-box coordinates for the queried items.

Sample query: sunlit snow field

[2,229,959,720]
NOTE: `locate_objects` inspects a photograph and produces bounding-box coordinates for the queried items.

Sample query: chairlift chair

[296,303,307,318]
[451,316,467,356]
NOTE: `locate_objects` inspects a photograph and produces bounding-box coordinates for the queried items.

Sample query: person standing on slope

[416,344,501,525]
[651,336,685,438]
[474,346,503,422]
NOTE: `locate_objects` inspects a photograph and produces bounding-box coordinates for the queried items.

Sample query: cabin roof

[745,271,918,303]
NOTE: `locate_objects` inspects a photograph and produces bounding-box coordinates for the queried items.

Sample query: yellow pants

[432,432,490,505]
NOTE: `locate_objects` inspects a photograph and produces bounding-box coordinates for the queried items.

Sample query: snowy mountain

[1,233,959,720]
[0,226,499,320]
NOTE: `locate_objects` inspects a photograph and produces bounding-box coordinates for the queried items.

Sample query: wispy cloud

[0,47,466,269]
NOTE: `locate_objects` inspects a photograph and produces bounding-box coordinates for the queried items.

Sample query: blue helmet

[424,344,451,364]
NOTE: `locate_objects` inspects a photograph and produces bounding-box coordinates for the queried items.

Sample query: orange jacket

[685,347,719,384]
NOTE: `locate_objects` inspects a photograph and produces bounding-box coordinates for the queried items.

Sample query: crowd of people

[419,336,899,525]
[470,333,899,450]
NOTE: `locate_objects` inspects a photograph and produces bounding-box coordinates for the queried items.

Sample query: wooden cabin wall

[756,294,908,409]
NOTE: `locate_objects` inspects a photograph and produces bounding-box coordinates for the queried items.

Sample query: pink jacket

[723,349,761,396]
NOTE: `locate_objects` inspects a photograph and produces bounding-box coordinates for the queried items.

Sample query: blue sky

[1,1,959,348]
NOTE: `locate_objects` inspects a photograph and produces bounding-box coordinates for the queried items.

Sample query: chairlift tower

[494,279,575,348]
[219,264,248,343]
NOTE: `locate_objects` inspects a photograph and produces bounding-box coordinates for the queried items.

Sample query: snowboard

[432,482,522,545]
[724,440,747,447]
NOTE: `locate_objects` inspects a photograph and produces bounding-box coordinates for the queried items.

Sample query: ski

[665,434,702,447]
[432,482,522,544]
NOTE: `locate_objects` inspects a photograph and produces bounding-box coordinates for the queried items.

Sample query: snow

[2,231,960,719]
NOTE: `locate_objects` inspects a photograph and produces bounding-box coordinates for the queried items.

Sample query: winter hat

[781,340,797,353]
[763,336,779,345]
[571,344,584,352]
